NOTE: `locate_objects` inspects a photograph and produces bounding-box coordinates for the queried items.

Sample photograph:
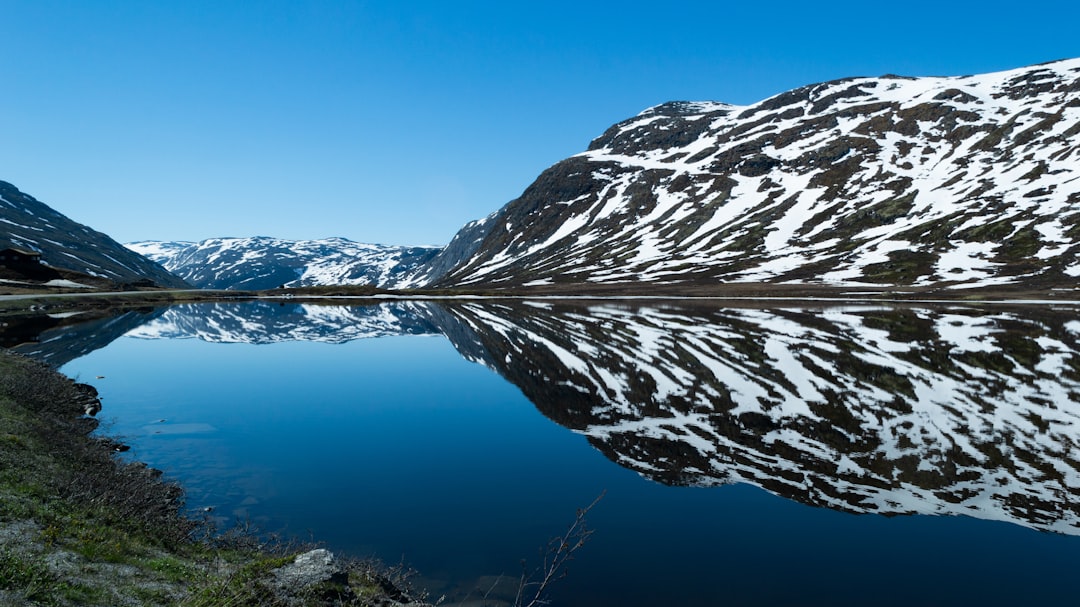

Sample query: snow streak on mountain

[127,237,440,290]
[429,59,1080,290]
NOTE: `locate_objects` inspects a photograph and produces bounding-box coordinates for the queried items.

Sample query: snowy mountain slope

[395,212,498,288]
[429,301,1080,535]
[0,180,188,287]
[127,237,441,290]
[430,59,1080,290]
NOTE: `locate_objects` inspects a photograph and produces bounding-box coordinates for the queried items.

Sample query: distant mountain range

[126,237,440,290]
[5,58,1080,292]
[424,58,1080,291]
[0,181,187,288]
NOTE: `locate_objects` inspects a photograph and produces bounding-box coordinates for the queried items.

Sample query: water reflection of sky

[59,307,1080,607]
[64,334,617,599]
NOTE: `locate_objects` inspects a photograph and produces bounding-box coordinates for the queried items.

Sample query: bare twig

[515,491,605,607]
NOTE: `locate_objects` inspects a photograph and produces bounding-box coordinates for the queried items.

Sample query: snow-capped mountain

[427,59,1080,291]
[430,301,1080,534]
[0,180,187,287]
[126,237,441,290]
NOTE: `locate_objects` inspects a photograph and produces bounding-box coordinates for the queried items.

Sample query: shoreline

[1,281,1079,310]
[0,350,432,606]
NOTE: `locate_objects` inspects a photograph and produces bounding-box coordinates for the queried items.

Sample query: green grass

[0,548,55,597]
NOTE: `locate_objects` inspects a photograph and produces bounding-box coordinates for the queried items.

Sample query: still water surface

[34,300,1080,605]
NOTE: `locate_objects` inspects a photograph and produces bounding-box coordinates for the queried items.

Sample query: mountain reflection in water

[43,300,1080,536]
[435,301,1080,535]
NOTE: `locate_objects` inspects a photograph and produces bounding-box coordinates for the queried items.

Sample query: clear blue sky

[2,1,1078,246]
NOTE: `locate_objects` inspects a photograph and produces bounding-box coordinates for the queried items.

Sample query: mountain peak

[428,58,1080,292]
[127,237,441,290]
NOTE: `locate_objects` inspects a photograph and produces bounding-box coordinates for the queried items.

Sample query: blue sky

[2,1,1078,246]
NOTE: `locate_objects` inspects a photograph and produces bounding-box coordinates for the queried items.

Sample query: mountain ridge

[0,180,188,288]
[127,237,440,290]
[424,58,1080,291]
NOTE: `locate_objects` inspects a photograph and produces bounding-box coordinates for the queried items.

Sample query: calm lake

[14,299,1080,606]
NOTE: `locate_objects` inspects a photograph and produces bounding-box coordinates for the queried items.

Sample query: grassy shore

[0,350,429,606]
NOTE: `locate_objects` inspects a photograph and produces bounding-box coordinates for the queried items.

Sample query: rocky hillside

[0,181,187,288]
[426,59,1080,291]
[128,237,440,290]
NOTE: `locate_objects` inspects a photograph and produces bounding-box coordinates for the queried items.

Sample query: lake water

[13,299,1080,605]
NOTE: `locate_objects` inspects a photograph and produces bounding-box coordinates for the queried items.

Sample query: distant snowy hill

[127,237,441,290]
[423,58,1080,291]
[0,180,187,288]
